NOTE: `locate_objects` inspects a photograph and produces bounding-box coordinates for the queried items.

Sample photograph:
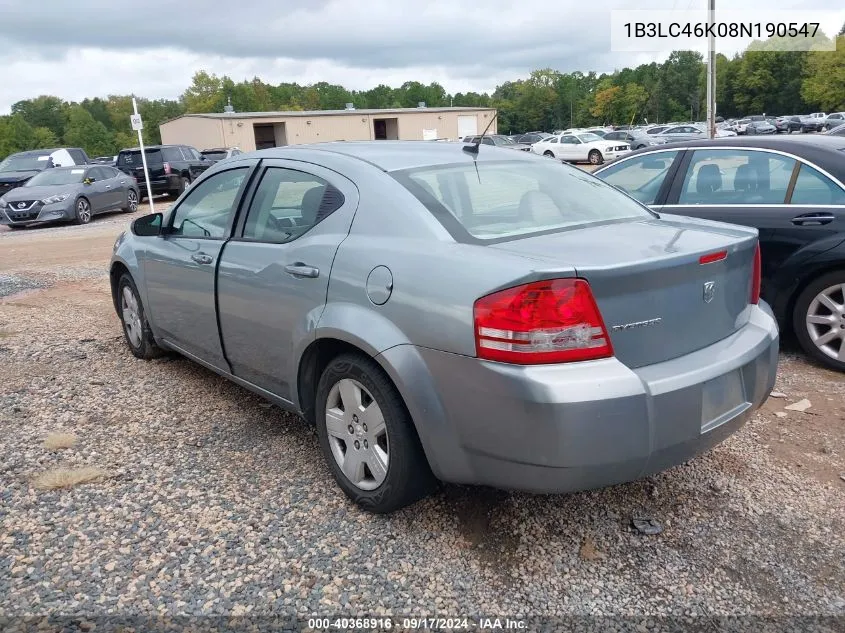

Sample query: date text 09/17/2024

[623,21,820,39]
[307,617,527,630]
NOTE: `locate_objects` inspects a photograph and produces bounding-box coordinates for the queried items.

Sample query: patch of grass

[0,330,18,338]
[43,433,77,450]
[32,467,107,491]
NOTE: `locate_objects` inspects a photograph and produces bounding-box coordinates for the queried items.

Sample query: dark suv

[116,144,210,199]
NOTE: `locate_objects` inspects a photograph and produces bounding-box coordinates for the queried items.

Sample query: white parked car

[823,112,845,131]
[531,132,630,165]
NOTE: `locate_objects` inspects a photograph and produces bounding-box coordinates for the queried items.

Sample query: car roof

[601,135,845,179]
[243,140,542,172]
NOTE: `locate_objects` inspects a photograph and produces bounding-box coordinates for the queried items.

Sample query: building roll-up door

[457,115,478,139]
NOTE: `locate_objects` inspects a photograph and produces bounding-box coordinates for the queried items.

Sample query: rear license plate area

[701,369,749,433]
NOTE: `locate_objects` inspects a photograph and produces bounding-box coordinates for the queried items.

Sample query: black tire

[588,149,604,165]
[169,175,190,199]
[123,189,139,213]
[74,197,92,225]
[117,273,165,360]
[792,270,845,372]
[315,353,435,513]
[543,150,555,158]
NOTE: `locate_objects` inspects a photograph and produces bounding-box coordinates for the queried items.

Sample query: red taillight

[750,243,761,304]
[699,250,727,265]
[473,278,614,364]
[163,162,171,174]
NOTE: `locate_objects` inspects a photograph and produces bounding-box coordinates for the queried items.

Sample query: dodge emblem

[703,281,716,303]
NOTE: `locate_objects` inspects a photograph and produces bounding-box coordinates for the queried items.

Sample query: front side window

[162,147,184,162]
[395,159,654,242]
[790,164,845,205]
[596,151,680,204]
[242,167,344,243]
[169,167,248,238]
[678,149,796,205]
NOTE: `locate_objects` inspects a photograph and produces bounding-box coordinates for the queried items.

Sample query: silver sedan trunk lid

[490,215,758,368]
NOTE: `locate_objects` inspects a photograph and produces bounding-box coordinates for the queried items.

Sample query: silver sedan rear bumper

[381,301,779,492]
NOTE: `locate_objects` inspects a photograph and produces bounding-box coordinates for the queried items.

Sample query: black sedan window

[596,151,680,204]
[790,164,845,205]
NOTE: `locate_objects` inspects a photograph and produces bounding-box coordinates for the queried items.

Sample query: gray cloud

[0,0,841,112]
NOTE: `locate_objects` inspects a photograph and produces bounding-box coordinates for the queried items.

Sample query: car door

[143,164,254,369]
[557,135,580,160]
[106,166,133,208]
[662,147,845,283]
[183,146,210,179]
[216,160,359,401]
[97,167,123,209]
[82,167,111,212]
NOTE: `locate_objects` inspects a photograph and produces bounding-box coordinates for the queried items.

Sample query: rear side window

[118,149,163,166]
[162,148,184,162]
[790,164,845,205]
[394,159,653,243]
[67,149,87,164]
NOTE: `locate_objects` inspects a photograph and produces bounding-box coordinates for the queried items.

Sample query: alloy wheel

[805,283,845,363]
[324,378,389,491]
[77,199,91,223]
[121,285,143,349]
[127,190,138,212]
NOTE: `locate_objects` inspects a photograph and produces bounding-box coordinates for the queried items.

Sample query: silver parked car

[110,142,778,513]
[0,165,139,227]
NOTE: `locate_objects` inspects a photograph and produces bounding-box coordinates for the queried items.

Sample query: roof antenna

[463,111,499,155]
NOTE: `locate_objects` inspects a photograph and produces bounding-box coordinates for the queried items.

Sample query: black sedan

[593,135,845,371]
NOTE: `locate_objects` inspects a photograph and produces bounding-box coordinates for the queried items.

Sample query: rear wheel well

[784,264,845,333]
[109,262,130,313]
[297,338,382,426]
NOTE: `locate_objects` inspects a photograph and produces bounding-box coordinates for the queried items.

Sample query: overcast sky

[0,0,841,113]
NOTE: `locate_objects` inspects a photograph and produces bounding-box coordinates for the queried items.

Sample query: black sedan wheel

[793,271,845,372]
[74,198,92,225]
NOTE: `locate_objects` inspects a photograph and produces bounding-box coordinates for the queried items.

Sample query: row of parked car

[0,144,243,228]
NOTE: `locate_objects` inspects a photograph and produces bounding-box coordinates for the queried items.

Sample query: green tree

[181,71,225,113]
[33,127,59,148]
[0,114,37,156]
[10,95,66,140]
[63,105,116,156]
[802,35,845,110]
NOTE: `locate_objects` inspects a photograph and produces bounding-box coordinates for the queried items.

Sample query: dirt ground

[1,201,844,619]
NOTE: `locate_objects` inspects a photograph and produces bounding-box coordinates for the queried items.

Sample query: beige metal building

[159,106,497,151]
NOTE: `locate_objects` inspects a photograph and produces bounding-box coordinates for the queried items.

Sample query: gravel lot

[0,199,844,627]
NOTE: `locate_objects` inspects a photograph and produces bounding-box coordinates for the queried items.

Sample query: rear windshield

[393,159,654,243]
[202,151,227,161]
[0,154,51,172]
[118,149,163,166]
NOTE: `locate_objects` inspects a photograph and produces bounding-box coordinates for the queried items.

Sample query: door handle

[284,263,320,278]
[791,213,835,226]
[191,253,214,265]
[105,185,112,189]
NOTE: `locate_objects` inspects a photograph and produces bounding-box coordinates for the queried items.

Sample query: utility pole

[706,0,717,138]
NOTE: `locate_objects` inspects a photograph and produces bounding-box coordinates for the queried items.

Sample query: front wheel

[792,271,845,372]
[315,353,435,513]
[588,149,604,165]
[117,273,164,360]
[543,150,555,158]
[74,198,92,225]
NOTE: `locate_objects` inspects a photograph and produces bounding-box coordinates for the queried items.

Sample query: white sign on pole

[131,98,156,214]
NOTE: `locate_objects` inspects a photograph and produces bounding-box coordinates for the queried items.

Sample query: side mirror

[131,212,163,237]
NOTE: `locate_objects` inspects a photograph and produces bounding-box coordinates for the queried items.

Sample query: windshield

[576,133,602,143]
[25,169,86,187]
[202,151,228,160]
[117,149,163,166]
[0,154,52,172]
[393,159,653,242]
